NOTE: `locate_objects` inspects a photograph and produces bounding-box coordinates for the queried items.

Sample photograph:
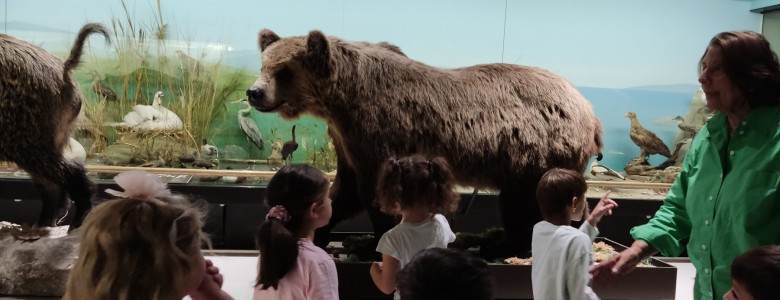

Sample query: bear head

[246,29,335,120]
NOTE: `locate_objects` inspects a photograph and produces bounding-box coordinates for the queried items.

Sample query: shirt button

[730,150,735,156]
[742,121,747,125]
[704,268,709,274]
[705,220,709,225]
[708,196,714,201]
[739,130,744,135]
[702,244,707,250]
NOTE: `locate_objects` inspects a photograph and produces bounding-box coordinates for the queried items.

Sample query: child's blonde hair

[63,171,209,300]
[374,154,459,215]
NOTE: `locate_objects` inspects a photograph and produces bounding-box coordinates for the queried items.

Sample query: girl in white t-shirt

[370,155,459,299]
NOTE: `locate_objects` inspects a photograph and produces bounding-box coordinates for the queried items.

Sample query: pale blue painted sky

[0,0,762,88]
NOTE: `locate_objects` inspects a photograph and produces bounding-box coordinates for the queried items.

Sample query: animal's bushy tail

[63,23,111,75]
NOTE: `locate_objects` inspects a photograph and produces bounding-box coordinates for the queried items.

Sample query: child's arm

[566,236,600,300]
[370,254,401,294]
[587,191,617,228]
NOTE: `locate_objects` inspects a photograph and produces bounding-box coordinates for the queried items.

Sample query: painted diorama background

[0,0,763,171]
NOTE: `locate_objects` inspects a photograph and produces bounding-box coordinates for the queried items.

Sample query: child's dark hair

[730,245,780,300]
[255,164,330,290]
[375,154,459,215]
[397,247,493,300]
[536,168,587,220]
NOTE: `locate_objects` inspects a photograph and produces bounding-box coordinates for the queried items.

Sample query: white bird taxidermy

[590,160,625,180]
[62,138,86,164]
[201,139,219,159]
[109,91,183,131]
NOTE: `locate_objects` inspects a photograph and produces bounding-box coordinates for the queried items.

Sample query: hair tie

[105,170,172,200]
[266,205,292,224]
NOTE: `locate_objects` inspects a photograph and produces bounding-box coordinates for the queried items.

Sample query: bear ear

[305,30,334,78]
[258,29,280,52]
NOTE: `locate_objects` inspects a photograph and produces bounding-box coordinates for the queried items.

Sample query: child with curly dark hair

[370,154,460,299]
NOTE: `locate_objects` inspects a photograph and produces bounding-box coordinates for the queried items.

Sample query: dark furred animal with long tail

[0,23,110,229]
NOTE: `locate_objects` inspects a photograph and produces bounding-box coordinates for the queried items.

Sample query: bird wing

[239,117,264,150]
[633,126,671,157]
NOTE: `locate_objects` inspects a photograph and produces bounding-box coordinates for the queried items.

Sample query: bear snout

[246,87,263,102]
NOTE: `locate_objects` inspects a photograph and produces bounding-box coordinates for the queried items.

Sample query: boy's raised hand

[587,191,617,227]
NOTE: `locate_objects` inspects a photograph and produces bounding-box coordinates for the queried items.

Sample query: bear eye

[275,66,293,84]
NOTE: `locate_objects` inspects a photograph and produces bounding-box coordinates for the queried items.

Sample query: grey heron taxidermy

[231,99,265,153]
[672,116,700,136]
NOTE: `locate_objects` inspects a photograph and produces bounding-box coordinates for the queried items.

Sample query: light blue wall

[0,0,761,88]
[0,0,764,169]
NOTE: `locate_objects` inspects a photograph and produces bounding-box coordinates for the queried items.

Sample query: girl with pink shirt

[253,164,339,300]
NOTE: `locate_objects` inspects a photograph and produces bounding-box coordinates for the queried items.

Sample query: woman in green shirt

[591,31,780,300]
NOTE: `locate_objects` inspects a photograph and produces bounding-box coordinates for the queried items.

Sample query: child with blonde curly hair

[63,170,231,300]
[370,154,460,299]
[254,164,338,300]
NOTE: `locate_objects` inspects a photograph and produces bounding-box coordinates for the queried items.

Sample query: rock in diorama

[247,29,603,256]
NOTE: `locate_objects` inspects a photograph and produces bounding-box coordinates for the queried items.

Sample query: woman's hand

[591,240,654,279]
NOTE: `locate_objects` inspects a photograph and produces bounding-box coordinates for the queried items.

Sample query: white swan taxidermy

[62,138,86,164]
[108,91,183,131]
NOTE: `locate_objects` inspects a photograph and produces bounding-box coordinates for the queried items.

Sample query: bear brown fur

[0,23,109,229]
[248,29,602,256]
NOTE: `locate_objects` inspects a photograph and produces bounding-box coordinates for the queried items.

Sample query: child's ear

[570,196,579,208]
[308,201,320,218]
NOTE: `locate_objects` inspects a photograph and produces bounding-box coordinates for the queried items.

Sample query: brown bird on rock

[625,112,671,162]
[92,71,117,101]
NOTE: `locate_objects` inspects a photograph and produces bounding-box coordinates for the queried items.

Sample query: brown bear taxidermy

[247,29,603,257]
[0,23,109,229]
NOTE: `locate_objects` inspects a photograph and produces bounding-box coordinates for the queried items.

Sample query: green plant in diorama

[96,0,247,164]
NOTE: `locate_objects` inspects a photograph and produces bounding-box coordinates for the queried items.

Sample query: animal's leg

[64,162,95,229]
[482,179,541,258]
[31,175,68,227]
[358,173,396,252]
[314,159,364,248]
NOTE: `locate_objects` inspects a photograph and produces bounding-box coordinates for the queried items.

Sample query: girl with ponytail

[253,164,338,300]
[370,154,460,299]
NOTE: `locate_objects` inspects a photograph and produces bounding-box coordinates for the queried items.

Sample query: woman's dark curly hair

[374,154,459,215]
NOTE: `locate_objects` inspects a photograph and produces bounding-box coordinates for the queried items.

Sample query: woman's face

[698,46,744,113]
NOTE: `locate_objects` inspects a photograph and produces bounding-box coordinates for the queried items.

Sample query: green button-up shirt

[630,105,780,300]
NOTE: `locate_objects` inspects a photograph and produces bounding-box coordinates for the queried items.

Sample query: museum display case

[1,0,775,298]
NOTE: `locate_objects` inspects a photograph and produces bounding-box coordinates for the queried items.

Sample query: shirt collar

[705,105,780,139]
